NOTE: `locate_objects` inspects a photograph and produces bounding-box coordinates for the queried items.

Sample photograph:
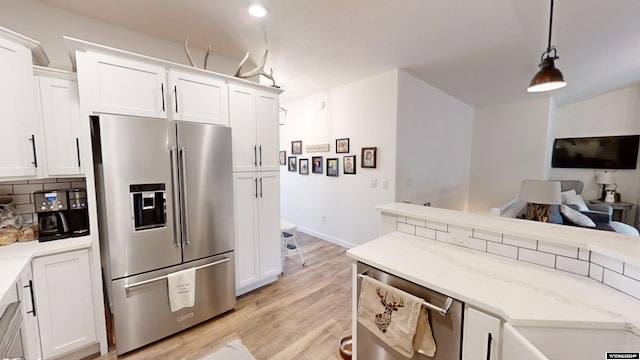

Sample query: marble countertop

[0,237,92,302]
[347,232,640,332]
[376,203,640,267]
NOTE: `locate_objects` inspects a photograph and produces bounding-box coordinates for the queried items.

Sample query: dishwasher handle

[357,272,453,316]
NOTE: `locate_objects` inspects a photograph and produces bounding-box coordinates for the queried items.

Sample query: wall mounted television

[551,135,640,169]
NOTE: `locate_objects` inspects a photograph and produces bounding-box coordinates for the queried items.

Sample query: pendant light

[527,0,566,93]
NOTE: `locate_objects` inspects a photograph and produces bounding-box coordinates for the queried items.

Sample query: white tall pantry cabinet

[230,84,282,295]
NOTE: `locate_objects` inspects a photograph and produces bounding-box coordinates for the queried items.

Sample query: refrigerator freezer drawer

[111,253,236,355]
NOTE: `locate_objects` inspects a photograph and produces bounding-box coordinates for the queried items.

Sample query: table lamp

[596,171,613,201]
[517,180,561,222]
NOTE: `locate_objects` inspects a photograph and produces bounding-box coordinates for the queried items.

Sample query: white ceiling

[37,0,640,107]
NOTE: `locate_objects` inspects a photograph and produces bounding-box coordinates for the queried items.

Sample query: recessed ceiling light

[248,4,268,18]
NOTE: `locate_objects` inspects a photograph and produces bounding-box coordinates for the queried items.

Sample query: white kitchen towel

[413,306,437,357]
[358,276,422,358]
[167,267,196,312]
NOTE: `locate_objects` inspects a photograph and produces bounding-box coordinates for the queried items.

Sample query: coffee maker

[67,188,90,237]
[34,190,70,242]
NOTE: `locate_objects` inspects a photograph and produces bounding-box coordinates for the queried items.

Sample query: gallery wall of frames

[280,138,378,177]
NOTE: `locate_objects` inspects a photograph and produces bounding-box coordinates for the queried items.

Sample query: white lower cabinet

[233,171,281,295]
[18,266,42,360]
[462,306,501,360]
[32,250,96,359]
[501,324,549,360]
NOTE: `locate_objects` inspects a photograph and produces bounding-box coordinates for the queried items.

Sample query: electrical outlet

[370,179,377,188]
[321,215,326,222]
[382,179,389,189]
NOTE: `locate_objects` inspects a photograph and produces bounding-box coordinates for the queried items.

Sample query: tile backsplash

[389,213,640,301]
[0,177,86,224]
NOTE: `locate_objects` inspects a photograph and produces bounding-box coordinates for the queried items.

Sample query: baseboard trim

[295,227,356,249]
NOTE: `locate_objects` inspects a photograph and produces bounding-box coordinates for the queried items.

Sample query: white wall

[395,70,473,210]
[468,97,553,213]
[0,0,237,74]
[550,84,640,223]
[279,70,398,247]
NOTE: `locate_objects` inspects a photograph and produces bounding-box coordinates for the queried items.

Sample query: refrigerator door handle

[170,147,181,248]
[179,146,191,246]
[259,177,263,197]
[258,145,262,166]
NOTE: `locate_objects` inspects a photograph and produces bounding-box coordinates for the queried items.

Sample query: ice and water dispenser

[130,184,166,231]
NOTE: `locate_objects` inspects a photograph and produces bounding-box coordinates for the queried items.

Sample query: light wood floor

[97,232,353,360]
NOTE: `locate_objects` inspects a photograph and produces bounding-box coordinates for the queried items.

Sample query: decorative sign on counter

[306,144,330,153]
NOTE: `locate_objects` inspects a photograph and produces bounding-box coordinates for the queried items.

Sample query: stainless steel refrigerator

[91,114,236,355]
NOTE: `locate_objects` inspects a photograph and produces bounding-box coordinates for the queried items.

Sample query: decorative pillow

[560,189,577,203]
[560,204,596,228]
[563,193,589,212]
[548,205,563,224]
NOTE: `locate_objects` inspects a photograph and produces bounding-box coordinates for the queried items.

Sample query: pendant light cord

[547,0,554,53]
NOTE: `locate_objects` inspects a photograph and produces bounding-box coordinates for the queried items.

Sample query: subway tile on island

[415,226,436,240]
[555,256,589,276]
[589,263,604,282]
[487,242,518,259]
[518,248,556,268]
[603,269,640,300]
[472,229,502,243]
[591,252,624,273]
[503,234,537,250]
[537,241,578,258]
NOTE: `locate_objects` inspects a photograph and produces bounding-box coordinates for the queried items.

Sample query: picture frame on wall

[361,147,377,168]
[343,155,356,174]
[279,151,286,165]
[312,156,323,174]
[336,138,349,153]
[288,156,297,172]
[327,158,339,177]
[292,140,302,155]
[299,158,309,175]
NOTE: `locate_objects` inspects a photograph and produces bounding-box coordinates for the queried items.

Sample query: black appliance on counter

[35,190,70,242]
[68,188,90,237]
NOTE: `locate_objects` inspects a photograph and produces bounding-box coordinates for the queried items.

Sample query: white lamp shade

[596,171,614,185]
[517,180,562,205]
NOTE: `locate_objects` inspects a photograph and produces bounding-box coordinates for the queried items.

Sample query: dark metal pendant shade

[527,0,566,93]
[527,56,566,92]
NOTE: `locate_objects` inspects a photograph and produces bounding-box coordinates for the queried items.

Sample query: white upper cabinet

[229,85,280,172]
[255,91,279,171]
[36,75,84,176]
[86,52,167,118]
[0,36,41,178]
[168,70,229,125]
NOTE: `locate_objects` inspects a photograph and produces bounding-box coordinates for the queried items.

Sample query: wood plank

[94,232,352,360]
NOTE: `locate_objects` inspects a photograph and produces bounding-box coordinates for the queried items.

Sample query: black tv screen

[551,135,640,169]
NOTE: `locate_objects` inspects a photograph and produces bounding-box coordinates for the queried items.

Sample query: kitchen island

[347,203,640,359]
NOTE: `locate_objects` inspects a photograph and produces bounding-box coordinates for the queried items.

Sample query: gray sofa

[491,180,638,236]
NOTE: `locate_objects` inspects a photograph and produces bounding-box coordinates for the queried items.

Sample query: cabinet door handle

[254,178,258,198]
[161,83,166,112]
[174,85,179,113]
[76,138,81,168]
[259,177,263,197]
[259,145,262,166]
[486,332,492,360]
[253,145,257,166]
[29,134,38,168]
[24,280,37,317]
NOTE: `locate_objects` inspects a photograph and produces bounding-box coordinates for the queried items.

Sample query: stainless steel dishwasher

[0,301,24,359]
[356,262,464,359]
